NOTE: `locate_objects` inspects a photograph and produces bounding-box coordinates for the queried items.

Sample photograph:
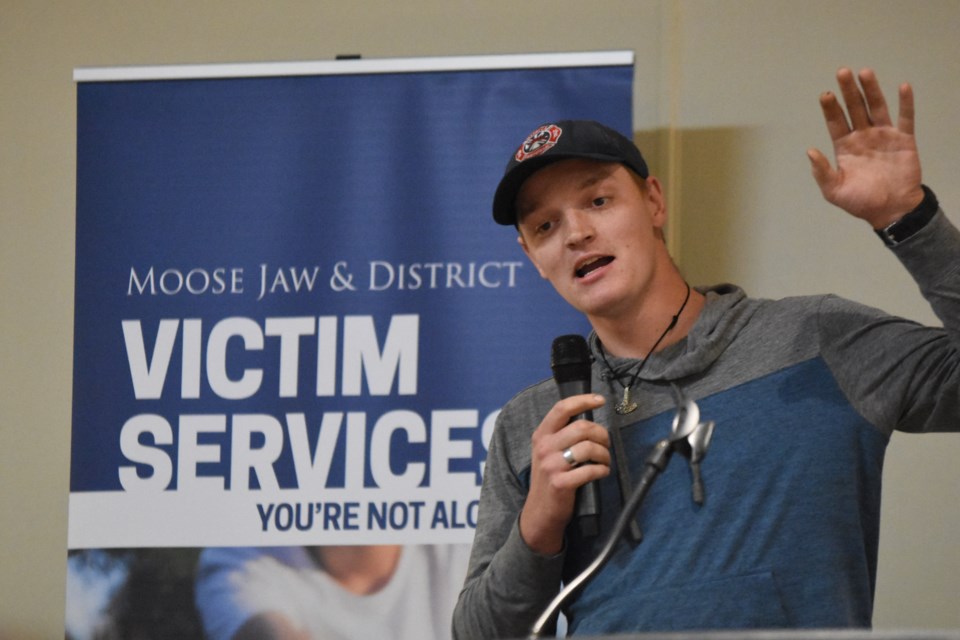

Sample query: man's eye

[537,220,553,233]
[592,197,607,207]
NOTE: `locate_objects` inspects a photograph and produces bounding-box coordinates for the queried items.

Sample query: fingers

[531,408,611,477]
[818,89,851,140]
[836,67,890,129]
[538,393,606,436]
[528,394,611,492]
[836,67,872,130]
[898,81,915,136]
[826,67,906,134]
[555,437,612,474]
[855,68,892,127]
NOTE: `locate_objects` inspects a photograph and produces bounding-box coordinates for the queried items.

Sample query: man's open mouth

[575,256,613,278]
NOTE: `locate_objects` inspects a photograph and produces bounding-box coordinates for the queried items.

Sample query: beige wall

[2,1,958,637]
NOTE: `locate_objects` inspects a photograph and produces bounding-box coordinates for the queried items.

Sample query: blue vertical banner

[69,53,634,549]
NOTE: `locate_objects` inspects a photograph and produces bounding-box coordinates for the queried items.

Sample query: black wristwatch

[875,184,939,247]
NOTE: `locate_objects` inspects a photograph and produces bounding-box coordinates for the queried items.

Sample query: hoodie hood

[589,284,761,383]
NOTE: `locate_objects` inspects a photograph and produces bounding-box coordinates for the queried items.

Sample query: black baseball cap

[492,119,649,226]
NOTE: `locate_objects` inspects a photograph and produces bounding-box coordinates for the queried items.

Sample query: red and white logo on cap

[515,124,563,162]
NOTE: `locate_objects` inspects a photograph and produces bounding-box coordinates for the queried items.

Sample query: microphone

[551,334,601,538]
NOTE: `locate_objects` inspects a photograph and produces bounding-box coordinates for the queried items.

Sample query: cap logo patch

[515,124,563,162]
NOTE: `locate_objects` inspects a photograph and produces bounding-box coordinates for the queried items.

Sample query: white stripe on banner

[69,487,482,548]
[74,50,634,82]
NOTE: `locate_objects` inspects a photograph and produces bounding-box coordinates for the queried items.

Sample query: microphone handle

[557,380,601,537]
[574,451,601,537]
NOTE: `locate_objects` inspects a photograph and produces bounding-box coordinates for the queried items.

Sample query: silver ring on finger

[562,447,578,467]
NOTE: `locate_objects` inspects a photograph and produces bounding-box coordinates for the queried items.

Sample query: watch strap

[875,185,939,247]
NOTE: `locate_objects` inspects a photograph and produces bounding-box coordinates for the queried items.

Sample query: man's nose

[564,210,595,246]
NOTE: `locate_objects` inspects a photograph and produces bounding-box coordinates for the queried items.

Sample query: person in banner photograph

[194,543,471,640]
[65,548,206,639]
[452,68,960,638]
[65,543,470,639]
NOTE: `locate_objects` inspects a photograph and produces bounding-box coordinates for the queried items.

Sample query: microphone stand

[528,393,713,639]
[528,438,673,639]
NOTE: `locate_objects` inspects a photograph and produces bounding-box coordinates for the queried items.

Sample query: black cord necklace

[598,282,692,415]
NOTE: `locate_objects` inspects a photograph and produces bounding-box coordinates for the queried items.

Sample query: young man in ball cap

[453,68,960,638]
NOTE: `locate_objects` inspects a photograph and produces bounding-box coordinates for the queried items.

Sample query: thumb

[806,148,836,196]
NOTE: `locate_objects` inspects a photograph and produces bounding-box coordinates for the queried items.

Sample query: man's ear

[517,234,547,279]
[645,175,668,229]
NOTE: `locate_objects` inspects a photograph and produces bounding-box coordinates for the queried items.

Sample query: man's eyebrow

[577,171,607,190]
[515,197,539,220]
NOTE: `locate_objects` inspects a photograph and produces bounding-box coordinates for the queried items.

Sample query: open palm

[808,68,924,228]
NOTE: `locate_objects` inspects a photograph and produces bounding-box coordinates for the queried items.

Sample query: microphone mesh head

[551,334,591,383]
